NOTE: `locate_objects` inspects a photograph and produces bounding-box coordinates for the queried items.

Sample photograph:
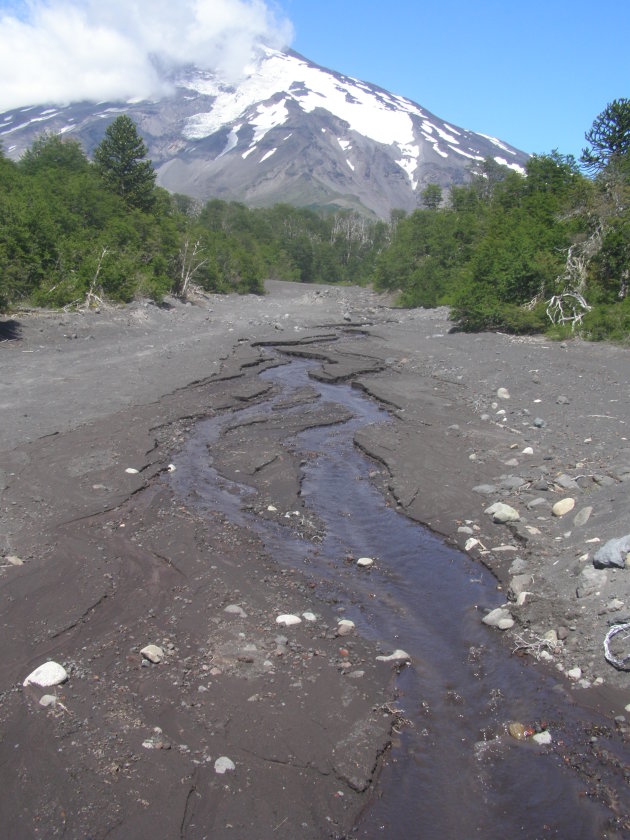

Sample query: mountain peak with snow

[1,47,529,217]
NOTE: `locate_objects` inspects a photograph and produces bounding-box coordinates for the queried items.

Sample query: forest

[0,101,628,340]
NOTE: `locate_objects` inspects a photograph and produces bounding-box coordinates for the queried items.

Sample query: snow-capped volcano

[0,48,529,217]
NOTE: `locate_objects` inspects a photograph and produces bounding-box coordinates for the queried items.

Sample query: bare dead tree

[176,238,208,299]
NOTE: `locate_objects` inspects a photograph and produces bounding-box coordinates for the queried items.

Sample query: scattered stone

[23,661,68,688]
[508,722,526,740]
[485,503,520,524]
[497,388,511,400]
[522,447,534,456]
[458,526,474,535]
[167,464,176,472]
[567,667,582,682]
[500,476,526,490]
[125,467,139,474]
[356,557,374,568]
[482,607,514,630]
[577,566,607,598]
[276,614,302,627]
[504,458,519,467]
[214,756,235,774]
[473,484,498,496]
[337,619,355,636]
[606,598,624,612]
[376,649,411,664]
[5,555,24,566]
[348,670,365,679]
[543,629,558,644]
[552,498,575,517]
[464,538,480,552]
[555,474,580,491]
[224,604,247,618]
[532,731,552,745]
[267,505,277,512]
[573,506,593,527]
[509,557,528,574]
[302,611,317,622]
[140,644,165,664]
[533,418,545,428]
[509,574,533,600]
[593,534,630,569]
[39,694,57,708]
[556,395,570,405]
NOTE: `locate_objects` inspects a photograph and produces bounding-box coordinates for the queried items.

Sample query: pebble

[497,388,510,400]
[337,619,355,636]
[576,565,607,598]
[532,731,552,745]
[125,468,139,474]
[485,502,520,524]
[552,498,575,517]
[522,447,534,455]
[508,722,526,740]
[39,694,58,708]
[214,756,236,774]
[376,649,411,664]
[473,484,498,496]
[140,644,165,664]
[593,534,630,569]
[276,614,302,626]
[224,604,248,618]
[23,661,68,688]
[482,607,514,630]
[567,667,582,682]
[302,611,317,622]
[5,555,24,566]
[533,418,545,428]
[464,538,480,552]
[356,557,374,568]
[573,506,593,527]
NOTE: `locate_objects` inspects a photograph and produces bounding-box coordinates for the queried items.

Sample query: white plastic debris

[23,661,68,688]
[604,623,630,670]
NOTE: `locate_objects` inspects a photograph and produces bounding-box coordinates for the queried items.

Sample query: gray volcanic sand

[1,280,629,838]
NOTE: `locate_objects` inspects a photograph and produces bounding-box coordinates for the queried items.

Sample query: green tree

[581,98,630,175]
[93,116,156,210]
[420,183,442,210]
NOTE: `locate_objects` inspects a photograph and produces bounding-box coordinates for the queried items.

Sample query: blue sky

[0,0,627,161]
[276,0,629,160]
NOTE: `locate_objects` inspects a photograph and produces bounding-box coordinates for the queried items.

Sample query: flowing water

[171,356,622,839]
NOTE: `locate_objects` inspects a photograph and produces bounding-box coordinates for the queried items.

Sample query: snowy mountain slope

[0,48,529,217]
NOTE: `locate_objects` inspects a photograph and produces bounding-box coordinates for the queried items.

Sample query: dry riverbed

[1,280,629,837]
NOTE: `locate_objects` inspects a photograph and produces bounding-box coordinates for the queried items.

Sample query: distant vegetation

[1,101,628,341]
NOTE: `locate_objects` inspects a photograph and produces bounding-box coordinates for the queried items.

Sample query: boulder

[593,534,630,569]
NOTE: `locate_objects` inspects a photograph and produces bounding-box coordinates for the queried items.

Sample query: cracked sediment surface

[1,280,630,837]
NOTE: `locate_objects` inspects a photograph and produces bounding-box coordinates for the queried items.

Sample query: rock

[533,417,546,428]
[555,474,579,491]
[356,557,374,568]
[567,667,582,682]
[5,555,24,566]
[497,388,510,400]
[302,611,317,622]
[473,484,498,496]
[376,649,411,664]
[552,498,575,517]
[214,756,236,774]
[509,557,528,574]
[224,604,247,618]
[458,526,474,535]
[482,607,514,630]
[500,476,526,490]
[576,566,607,598]
[593,534,630,569]
[267,505,277,512]
[485,503,520,524]
[140,644,165,664]
[556,395,570,405]
[532,731,552,745]
[522,447,534,456]
[509,574,533,600]
[276,614,302,627]
[39,694,58,708]
[504,458,519,467]
[125,467,139,474]
[543,629,558,644]
[23,661,68,688]
[337,619,355,636]
[573,506,593,527]
[464,538,480,552]
[508,722,526,740]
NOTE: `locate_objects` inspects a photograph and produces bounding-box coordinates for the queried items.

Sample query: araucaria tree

[581,98,630,176]
[93,115,156,210]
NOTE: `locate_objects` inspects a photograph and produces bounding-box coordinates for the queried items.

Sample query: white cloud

[0,0,294,110]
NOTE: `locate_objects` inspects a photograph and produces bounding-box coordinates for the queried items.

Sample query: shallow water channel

[171,356,619,838]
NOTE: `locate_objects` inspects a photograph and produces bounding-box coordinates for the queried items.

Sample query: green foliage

[93,116,156,211]
[581,98,630,175]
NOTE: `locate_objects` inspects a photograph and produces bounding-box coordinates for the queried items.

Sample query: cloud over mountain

[0,0,294,111]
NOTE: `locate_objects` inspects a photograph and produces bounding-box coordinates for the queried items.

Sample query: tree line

[1,101,628,341]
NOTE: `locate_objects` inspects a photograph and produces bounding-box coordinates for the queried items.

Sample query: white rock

[39,694,57,708]
[376,649,411,664]
[485,502,520,523]
[465,538,480,552]
[214,756,235,774]
[497,388,510,400]
[140,644,165,664]
[23,661,68,688]
[337,619,355,636]
[125,467,139,474]
[167,464,176,472]
[224,604,247,618]
[267,505,277,512]
[6,555,24,566]
[552,498,575,517]
[482,607,514,630]
[356,557,374,568]
[522,447,534,455]
[532,731,552,745]
[276,614,302,627]
[302,611,317,622]
[567,667,582,681]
